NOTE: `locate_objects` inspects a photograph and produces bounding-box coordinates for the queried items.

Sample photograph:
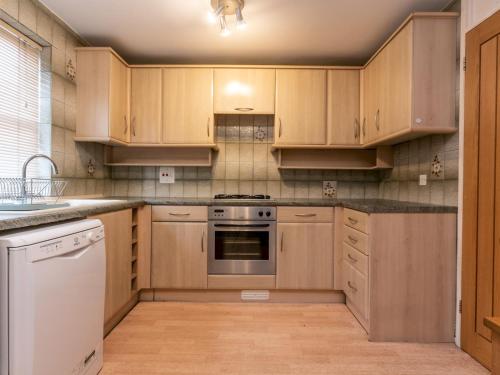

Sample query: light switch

[159,167,175,184]
[419,174,427,186]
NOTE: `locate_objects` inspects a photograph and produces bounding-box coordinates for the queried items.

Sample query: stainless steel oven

[208,206,276,275]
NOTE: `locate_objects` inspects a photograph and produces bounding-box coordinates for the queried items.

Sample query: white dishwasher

[0,219,106,375]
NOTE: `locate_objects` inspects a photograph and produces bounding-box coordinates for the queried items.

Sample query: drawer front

[343,225,369,255]
[152,206,208,222]
[343,242,368,276]
[277,207,334,222]
[343,208,369,233]
[343,260,369,319]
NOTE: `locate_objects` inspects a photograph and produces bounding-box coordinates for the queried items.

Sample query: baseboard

[147,289,345,303]
[104,292,139,336]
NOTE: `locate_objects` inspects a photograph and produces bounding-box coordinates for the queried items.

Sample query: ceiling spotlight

[235,6,246,30]
[208,5,224,24]
[219,15,231,37]
[209,0,246,35]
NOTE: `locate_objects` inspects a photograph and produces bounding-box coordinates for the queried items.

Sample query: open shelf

[277,146,393,170]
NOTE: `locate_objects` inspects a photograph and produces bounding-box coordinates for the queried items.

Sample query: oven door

[208,221,276,275]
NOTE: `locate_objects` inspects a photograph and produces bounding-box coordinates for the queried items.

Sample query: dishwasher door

[7,225,105,375]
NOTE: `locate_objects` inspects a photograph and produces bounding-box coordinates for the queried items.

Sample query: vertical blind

[0,22,48,178]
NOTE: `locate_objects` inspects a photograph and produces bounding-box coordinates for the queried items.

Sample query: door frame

[462,9,500,369]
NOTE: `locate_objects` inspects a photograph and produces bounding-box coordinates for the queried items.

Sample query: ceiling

[40,0,453,65]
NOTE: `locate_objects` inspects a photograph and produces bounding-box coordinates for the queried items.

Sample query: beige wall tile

[36,8,52,43]
[239,180,253,195]
[18,0,36,31]
[0,0,19,19]
[51,46,65,76]
[280,181,294,199]
[267,181,280,198]
[197,180,211,198]
[51,99,64,127]
[226,162,239,180]
[225,180,239,194]
[51,73,64,102]
[51,125,64,153]
[211,180,225,195]
[252,180,266,194]
[226,143,239,162]
[155,181,170,197]
[184,181,199,197]
[51,21,65,50]
[239,163,253,180]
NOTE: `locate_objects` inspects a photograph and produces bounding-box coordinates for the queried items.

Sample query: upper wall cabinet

[162,68,214,145]
[274,69,327,145]
[130,68,162,144]
[76,48,130,145]
[361,13,458,146]
[214,68,275,114]
[327,70,361,146]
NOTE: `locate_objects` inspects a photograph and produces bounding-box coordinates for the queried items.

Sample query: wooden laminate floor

[102,302,487,375]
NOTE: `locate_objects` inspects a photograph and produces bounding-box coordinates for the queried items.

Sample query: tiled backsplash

[111,115,380,199]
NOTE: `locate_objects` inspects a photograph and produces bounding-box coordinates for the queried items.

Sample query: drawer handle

[348,235,358,244]
[295,213,317,217]
[201,230,205,252]
[280,232,284,252]
[347,253,358,262]
[168,212,191,216]
[235,107,254,112]
[348,281,358,292]
[347,217,358,225]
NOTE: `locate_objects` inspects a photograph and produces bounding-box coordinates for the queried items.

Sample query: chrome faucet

[21,154,59,199]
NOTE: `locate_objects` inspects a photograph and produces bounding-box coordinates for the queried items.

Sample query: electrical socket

[419,174,427,186]
[159,167,175,184]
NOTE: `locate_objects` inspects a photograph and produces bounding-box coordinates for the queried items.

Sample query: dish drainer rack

[0,178,67,204]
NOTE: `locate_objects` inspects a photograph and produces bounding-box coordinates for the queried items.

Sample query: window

[0,21,50,178]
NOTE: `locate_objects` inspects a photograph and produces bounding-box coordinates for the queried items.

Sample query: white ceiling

[40,0,453,65]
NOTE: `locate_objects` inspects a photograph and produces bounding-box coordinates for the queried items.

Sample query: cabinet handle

[235,107,254,112]
[278,118,282,138]
[201,230,205,252]
[347,253,358,262]
[280,231,284,252]
[294,213,317,217]
[347,217,358,225]
[207,117,210,137]
[168,212,191,216]
[132,116,136,137]
[348,235,358,244]
[123,115,128,134]
[354,118,360,139]
[347,281,358,292]
[362,118,366,137]
[375,109,380,131]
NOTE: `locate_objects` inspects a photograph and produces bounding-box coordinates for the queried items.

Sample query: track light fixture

[208,0,246,36]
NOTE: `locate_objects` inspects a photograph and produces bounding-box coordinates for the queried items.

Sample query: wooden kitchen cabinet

[76,48,130,145]
[276,207,334,289]
[162,68,214,144]
[327,70,361,146]
[274,69,327,145]
[130,68,162,144]
[214,68,275,114]
[89,209,132,323]
[361,13,457,146]
[340,208,457,342]
[151,222,208,289]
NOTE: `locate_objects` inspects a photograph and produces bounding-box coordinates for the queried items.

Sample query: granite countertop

[0,197,457,233]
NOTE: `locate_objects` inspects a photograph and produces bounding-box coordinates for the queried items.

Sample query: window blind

[0,21,49,178]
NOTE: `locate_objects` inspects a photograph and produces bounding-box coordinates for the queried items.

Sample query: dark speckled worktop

[0,197,457,233]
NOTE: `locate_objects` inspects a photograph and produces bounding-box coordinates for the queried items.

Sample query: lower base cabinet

[90,209,132,323]
[152,222,208,289]
[276,207,334,289]
[341,208,457,342]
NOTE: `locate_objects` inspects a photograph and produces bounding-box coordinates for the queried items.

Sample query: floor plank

[102,302,487,375]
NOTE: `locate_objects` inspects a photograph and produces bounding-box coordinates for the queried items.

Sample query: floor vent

[241,290,270,301]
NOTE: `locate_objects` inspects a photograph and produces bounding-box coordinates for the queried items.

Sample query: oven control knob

[266,211,271,217]
[258,211,264,217]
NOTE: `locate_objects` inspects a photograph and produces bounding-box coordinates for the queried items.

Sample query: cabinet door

[214,68,275,114]
[363,55,382,144]
[277,223,333,289]
[151,222,208,289]
[384,21,412,137]
[109,54,130,143]
[162,68,213,144]
[130,68,162,143]
[275,69,327,145]
[90,209,132,322]
[327,70,360,145]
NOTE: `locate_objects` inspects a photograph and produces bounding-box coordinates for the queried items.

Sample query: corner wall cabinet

[76,48,130,145]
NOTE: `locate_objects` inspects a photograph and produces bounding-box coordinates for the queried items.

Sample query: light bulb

[208,5,224,25]
[235,6,246,30]
[219,15,231,37]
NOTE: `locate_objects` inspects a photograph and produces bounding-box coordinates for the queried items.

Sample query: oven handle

[213,224,271,228]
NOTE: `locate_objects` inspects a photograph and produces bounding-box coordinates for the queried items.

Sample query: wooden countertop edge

[485,317,500,334]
